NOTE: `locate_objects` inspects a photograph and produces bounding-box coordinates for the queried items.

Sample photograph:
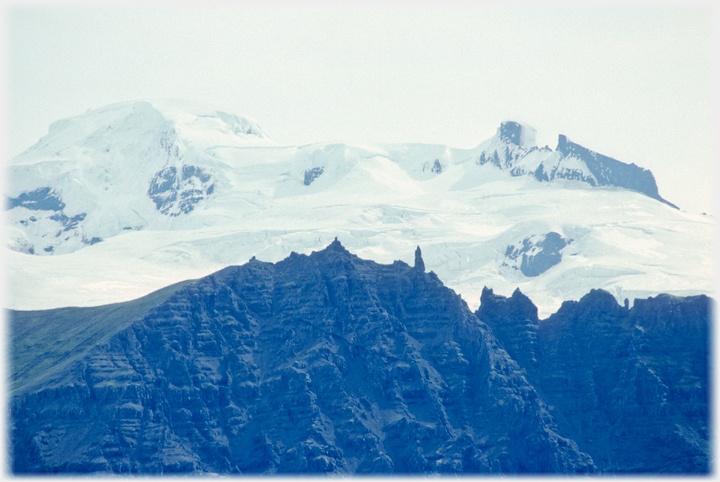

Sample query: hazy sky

[6,6,716,214]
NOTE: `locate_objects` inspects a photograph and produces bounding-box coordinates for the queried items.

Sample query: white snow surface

[6,100,714,318]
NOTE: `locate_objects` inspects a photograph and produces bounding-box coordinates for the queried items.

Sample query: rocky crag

[10,241,710,474]
[480,121,676,208]
[477,287,710,473]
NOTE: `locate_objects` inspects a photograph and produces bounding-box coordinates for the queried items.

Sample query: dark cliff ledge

[556,135,678,209]
[10,242,710,474]
[477,288,710,474]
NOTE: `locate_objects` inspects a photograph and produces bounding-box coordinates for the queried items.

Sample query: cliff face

[10,242,710,474]
[478,288,710,473]
[555,135,671,206]
[478,122,676,208]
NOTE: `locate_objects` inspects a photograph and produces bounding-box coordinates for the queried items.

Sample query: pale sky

[5,6,716,214]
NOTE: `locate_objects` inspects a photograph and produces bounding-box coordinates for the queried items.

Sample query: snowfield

[6,100,714,317]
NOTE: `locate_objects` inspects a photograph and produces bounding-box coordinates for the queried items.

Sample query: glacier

[5,100,713,317]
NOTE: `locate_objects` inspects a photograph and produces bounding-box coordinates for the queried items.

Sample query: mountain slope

[10,243,710,474]
[6,99,271,255]
[5,111,674,258]
[477,287,710,473]
[5,101,712,317]
[10,279,196,395]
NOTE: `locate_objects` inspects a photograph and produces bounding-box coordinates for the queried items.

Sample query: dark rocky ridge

[477,288,710,473]
[10,242,710,474]
[556,135,677,209]
[484,121,677,208]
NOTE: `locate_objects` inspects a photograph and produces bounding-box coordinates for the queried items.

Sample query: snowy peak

[14,100,271,167]
[6,100,274,255]
[5,104,681,262]
[5,103,712,321]
[143,99,272,148]
[477,122,675,208]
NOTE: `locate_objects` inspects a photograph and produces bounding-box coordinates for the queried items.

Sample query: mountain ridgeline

[10,242,710,474]
[483,121,676,208]
[8,101,710,328]
[6,101,676,258]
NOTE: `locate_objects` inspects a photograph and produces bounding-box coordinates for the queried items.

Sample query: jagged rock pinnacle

[328,237,346,252]
[414,246,425,272]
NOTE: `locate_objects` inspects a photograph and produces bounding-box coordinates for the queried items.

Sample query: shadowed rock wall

[11,242,709,474]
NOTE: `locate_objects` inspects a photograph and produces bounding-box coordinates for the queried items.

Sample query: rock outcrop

[10,243,709,474]
[478,289,710,473]
[478,121,677,208]
[504,232,570,277]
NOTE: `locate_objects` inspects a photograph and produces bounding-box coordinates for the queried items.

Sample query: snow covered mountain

[476,121,676,208]
[5,100,713,316]
[6,100,271,255]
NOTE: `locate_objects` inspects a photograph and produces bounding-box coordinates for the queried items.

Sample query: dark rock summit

[498,121,536,148]
[555,135,677,208]
[477,287,539,370]
[414,245,425,272]
[481,122,677,208]
[10,242,710,474]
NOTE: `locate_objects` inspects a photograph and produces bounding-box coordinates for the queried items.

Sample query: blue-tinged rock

[303,166,324,186]
[499,121,535,148]
[10,242,709,475]
[556,135,677,209]
[148,164,215,216]
[505,232,569,277]
[7,187,65,211]
[480,288,710,474]
[414,246,425,272]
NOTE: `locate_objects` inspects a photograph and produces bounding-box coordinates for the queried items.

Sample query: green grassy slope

[9,279,197,394]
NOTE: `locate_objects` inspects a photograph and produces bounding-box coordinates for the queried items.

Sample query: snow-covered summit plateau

[6,100,713,316]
